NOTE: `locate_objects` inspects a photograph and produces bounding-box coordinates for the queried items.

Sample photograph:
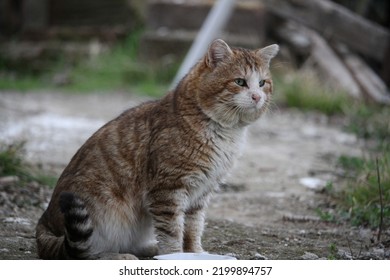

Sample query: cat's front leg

[148,190,186,255]
[183,206,206,253]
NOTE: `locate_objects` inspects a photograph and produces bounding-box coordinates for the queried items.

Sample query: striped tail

[36,192,94,259]
[59,192,93,259]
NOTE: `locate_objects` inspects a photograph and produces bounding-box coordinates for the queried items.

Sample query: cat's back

[49,99,165,195]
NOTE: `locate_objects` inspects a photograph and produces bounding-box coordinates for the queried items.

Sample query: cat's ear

[255,44,279,67]
[206,39,233,68]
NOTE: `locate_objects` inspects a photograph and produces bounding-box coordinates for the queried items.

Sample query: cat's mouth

[238,102,267,124]
[240,100,266,114]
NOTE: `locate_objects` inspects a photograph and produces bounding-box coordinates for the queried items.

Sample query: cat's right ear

[255,44,279,67]
[206,39,233,68]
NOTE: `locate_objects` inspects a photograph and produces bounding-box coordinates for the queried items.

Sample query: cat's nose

[251,93,261,103]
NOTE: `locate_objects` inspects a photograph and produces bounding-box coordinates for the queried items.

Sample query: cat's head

[196,39,279,128]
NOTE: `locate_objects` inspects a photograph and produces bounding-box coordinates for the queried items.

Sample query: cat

[35,39,279,259]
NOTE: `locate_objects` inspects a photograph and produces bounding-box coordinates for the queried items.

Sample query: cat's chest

[184,127,246,198]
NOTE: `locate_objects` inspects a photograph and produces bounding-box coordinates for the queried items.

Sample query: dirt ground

[0,90,388,260]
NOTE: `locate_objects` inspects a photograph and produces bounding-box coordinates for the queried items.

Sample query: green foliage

[0,75,46,91]
[316,208,336,223]
[274,73,350,115]
[0,143,57,187]
[315,104,390,230]
[337,155,368,172]
[327,243,338,260]
[334,103,390,229]
[339,154,390,228]
[0,30,178,96]
[344,105,390,145]
[0,143,25,177]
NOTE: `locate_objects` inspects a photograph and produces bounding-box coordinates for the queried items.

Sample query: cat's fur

[36,39,279,259]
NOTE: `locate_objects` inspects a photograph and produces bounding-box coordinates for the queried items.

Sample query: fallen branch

[264,0,390,62]
[339,49,390,105]
[304,28,362,99]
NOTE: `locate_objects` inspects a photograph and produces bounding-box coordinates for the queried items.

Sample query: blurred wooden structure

[0,0,140,39]
[0,0,389,104]
[266,0,390,104]
[140,0,266,60]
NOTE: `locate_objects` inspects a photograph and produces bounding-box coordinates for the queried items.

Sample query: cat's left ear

[255,44,279,67]
[206,39,233,68]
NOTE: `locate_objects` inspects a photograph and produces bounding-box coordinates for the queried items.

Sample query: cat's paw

[157,247,182,256]
[138,243,159,258]
[184,248,204,253]
[184,244,204,253]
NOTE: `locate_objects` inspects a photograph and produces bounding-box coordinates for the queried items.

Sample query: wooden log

[275,21,312,56]
[264,0,390,62]
[304,28,362,99]
[276,22,362,98]
[339,48,390,104]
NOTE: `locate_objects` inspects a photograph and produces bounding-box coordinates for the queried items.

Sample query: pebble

[301,252,319,260]
[0,176,20,186]
[252,252,268,260]
[337,249,352,260]
[3,217,31,226]
[299,177,327,191]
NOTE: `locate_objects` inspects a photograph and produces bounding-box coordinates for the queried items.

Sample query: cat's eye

[235,78,247,87]
[259,79,266,87]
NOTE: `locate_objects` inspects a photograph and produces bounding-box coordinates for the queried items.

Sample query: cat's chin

[239,107,265,125]
[215,112,263,128]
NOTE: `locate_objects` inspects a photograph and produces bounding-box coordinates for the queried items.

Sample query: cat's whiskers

[221,101,245,123]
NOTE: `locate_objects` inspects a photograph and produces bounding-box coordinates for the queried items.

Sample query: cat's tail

[59,192,94,258]
[36,192,94,259]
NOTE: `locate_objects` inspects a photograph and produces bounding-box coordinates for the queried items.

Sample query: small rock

[0,176,20,186]
[384,250,390,259]
[3,217,31,226]
[252,253,268,260]
[337,249,352,260]
[372,248,385,258]
[301,252,319,260]
[299,177,327,191]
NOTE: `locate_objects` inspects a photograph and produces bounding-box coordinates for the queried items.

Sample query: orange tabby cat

[36,39,279,259]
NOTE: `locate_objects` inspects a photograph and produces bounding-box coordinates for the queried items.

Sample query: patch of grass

[339,154,390,228]
[327,243,338,260]
[315,103,390,231]
[344,105,390,144]
[316,208,337,223]
[68,49,177,96]
[274,72,351,115]
[0,142,26,177]
[0,30,178,96]
[337,155,367,172]
[0,75,47,91]
[0,143,57,187]
[332,105,390,230]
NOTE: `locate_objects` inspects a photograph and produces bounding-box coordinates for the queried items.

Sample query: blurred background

[0,0,389,259]
[0,0,389,98]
